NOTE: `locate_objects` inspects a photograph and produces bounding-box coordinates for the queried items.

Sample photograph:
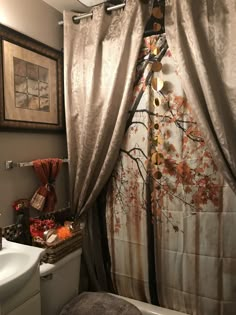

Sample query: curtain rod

[5,159,69,170]
[58,3,126,25]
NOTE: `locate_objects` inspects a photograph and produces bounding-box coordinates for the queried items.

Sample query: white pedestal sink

[0,239,44,304]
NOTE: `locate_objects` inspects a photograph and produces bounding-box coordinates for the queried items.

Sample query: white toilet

[40,248,82,315]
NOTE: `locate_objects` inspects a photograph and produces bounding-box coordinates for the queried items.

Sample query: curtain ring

[72,15,80,24]
[104,3,112,15]
[72,14,93,24]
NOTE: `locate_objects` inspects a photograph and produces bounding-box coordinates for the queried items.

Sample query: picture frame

[0,24,64,131]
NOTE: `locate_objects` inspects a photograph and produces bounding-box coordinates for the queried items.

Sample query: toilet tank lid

[40,248,82,277]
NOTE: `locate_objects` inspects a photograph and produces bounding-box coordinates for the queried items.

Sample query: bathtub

[110,294,188,315]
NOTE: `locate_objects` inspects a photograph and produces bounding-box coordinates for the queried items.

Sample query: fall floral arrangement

[30,218,72,244]
[30,218,56,239]
[12,198,31,245]
[11,199,74,246]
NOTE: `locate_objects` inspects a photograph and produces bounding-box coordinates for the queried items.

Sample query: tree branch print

[109,34,221,234]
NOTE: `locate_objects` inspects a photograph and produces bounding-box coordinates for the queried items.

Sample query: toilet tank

[40,248,82,315]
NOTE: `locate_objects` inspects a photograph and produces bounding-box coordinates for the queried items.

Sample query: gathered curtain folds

[63,1,150,290]
[30,158,62,212]
[165,0,236,193]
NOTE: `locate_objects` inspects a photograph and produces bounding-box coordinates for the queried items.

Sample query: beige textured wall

[0,0,63,50]
[0,0,69,227]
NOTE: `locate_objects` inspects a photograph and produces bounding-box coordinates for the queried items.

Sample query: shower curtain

[64,0,236,313]
[64,0,150,290]
[106,32,236,315]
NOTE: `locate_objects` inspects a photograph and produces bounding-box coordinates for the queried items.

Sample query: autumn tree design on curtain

[106,32,236,314]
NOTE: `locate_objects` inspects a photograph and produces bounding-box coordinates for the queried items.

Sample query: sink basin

[0,238,44,302]
[0,251,29,279]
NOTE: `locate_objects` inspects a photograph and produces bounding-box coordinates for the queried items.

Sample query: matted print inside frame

[0,24,64,131]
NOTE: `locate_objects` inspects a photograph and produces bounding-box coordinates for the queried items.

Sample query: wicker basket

[33,230,82,264]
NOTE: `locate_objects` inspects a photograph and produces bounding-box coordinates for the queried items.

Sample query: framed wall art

[0,24,64,131]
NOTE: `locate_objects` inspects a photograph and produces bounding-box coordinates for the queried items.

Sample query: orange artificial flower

[57,226,71,240]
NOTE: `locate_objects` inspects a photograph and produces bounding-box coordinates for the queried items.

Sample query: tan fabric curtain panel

[63,1,150,290]
[64,0,149,218]
[165,0,236,193]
